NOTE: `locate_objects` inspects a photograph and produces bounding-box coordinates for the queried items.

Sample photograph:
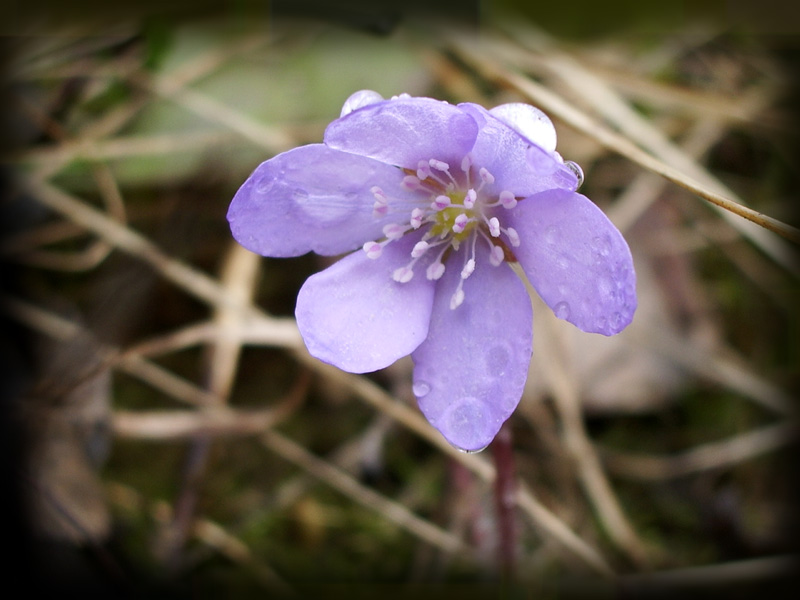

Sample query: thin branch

[448,34,800,261]
[601,421,798,481]
[260,428,469,556]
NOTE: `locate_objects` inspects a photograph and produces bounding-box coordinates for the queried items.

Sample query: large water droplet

[554,301,571,320]
[565,160,584,189]
[486,344,511,375]
[412,381,431,398]
[455,444,489,454]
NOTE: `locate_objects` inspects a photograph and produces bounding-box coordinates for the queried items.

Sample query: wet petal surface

[508,189,637,335]
[325,97,478,170]
[296,232,435,374]
[411,247,533,451]
[457,103,578,197]
[228,144,416,257]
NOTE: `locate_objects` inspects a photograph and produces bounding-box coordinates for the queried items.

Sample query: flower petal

[227,144,419,258]
[324,97,479,170]
[507,189,637,335]
[296,232,435,374]
[411,247,533,452]
[457,103,578,197]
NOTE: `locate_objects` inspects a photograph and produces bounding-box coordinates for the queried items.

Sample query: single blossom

[228,90,636,452]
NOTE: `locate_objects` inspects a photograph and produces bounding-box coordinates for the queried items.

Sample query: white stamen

[401,175,423,191]
[453,213,469,233]
[429,159,450,172]
[410,207,425,228]
[450,286,465,310]
[479,167,495,185]
[417,161,431,180]
[499,190,517,209]
[426,261,446,280]
[461,154,473,172]
[505,227,520,247]
[433,195,451,210]
[464,189,477,209]
[411,241,429,258]
[489,244,504,266]
[461,258,475,279]
[363,241,383,259]
[383,223,407,240]
[488,217,501,237]
[393,266,414,283]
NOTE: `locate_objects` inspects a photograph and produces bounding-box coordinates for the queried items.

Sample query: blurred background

[2,1,798,597]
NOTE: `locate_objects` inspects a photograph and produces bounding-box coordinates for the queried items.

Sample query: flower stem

[491,422,517,578]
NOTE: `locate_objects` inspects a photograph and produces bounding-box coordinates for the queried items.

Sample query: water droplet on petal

[456,444,489,454]
[412,381,431,398]
[565,160,584,189]
[554,301,571,320]
[486,344,511,376]
[592,235,612,258]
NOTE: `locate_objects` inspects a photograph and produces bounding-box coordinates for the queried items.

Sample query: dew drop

[554,301,571,320]
[592,235,612,258]
[412,381,431,398]
[565,160,584,189]
[455,444,489,454]
[486,344,511,375]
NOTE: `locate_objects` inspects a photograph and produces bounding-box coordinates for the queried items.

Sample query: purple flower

[228,91,636,452]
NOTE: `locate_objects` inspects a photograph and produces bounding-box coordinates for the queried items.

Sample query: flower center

[362,154,521,309]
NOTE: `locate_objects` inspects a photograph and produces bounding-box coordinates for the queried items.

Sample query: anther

[417,161,431,180]
[453,213,469,233]
[410,207,425,228]
[363,241,383,259]
[411,241,429,258]
[426,261,445,280]
[393,266,414,283]
[464,189,477,209]
[401,175,423,191]
[450,286,465,310]
[499,190,517,209]
[505,227,520,247]
[429,159,450,172]
[488,217,501,237]
[489,244,505,266]
[479,167,495,185]
[461,258,475,279]
[433,195,451,210]
[383,223,407,240]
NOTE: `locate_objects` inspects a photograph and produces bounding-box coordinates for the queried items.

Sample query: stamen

[401,175,423,191]
[488,217,501,237]
[433,195,451,210]
[417,161,431,180]
[479,167,495,185]
[393,265,414,283]
[499,190,517,209]
[411,241,430,258]
[410,207,426,228]
[489,244,504,266]
[463,189,477,209]
[461,258,475,279]
[429,159,457,186]
[426,261,445,280]
[450,285,465,309]
[383,223,407,240]
[452,213,469,233]
[505,226,520,247]
[362,241,384,259]
[372,201,388,217]
[461,154,472,172]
